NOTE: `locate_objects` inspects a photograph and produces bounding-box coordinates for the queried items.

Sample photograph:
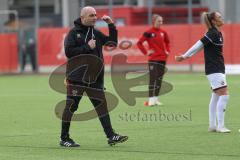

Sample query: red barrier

[38,28,69,65]
[0,33,18,72]
[38,24,240,66]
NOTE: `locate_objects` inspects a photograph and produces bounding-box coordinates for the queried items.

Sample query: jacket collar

[74,18,94,31]
[152,27,161,31]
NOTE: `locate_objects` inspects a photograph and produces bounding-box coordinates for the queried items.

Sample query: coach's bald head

[80,6,97,26]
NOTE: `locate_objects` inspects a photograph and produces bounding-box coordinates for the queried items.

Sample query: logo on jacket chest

[219,37,222,42]
[77,34,81,38]
[150,32,164,38]
[160,32,164,37]
[151,33,156,37]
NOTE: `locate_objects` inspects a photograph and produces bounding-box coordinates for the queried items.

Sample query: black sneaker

[60,138,80,147]
[108,134,128,146]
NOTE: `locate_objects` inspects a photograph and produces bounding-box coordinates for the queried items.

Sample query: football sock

[216,95,229,129]
[149,97,155,105]
[154,96,159,102]
[209,92,219,128]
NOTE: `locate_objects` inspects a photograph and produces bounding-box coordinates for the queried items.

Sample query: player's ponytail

[202,12,216,29]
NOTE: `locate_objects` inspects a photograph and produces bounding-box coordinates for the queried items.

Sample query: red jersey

[137,27,170,61]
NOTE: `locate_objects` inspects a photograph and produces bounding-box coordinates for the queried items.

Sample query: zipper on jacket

[85,27,90,42]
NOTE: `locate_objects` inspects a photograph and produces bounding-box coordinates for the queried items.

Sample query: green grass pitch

[0,73,239,160]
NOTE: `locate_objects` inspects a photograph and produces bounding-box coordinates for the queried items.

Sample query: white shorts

[207,73,227,91]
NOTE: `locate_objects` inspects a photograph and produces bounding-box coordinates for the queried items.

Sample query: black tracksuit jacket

[64,18,118,89]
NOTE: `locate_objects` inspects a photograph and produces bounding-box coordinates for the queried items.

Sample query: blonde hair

[202,12,216,29]
[152,14,162,24]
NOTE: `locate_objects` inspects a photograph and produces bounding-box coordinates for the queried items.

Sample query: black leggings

[61,81,114,139]
[148,60,166,97]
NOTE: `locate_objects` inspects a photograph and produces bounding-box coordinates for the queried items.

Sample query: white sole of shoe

[216,130,231,133]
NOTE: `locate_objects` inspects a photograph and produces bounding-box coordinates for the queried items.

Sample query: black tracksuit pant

[61,80,114,140]
[148,60,166,97]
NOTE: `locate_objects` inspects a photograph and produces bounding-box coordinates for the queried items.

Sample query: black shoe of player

[108,134,128,146]
[60,138,80,147]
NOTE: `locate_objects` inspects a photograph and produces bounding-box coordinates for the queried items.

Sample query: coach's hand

[64,78,67,86]
[101,15,114,24]
[88,39,96,49]
[165,51,169,57]
[175,55,186,62]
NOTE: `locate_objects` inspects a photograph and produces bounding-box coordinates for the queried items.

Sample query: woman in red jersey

[137,14,170,106]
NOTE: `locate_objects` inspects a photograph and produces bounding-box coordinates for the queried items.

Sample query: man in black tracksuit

[60,6,128,147]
